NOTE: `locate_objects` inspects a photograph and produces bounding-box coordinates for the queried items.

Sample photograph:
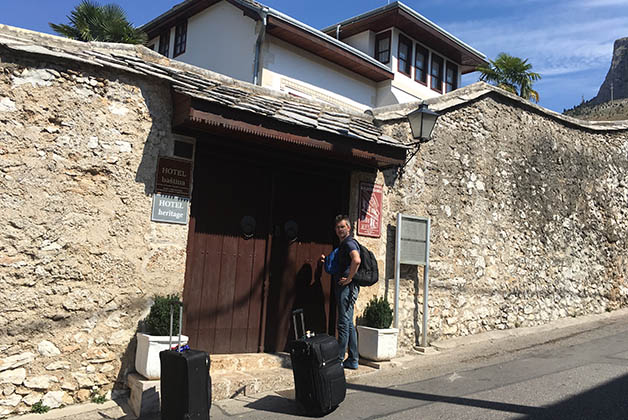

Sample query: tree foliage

[49,1,147,44]
[477,53,542,103]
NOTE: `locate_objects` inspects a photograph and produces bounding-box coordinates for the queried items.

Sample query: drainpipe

[253,8,268,86]
[335,24,341,40]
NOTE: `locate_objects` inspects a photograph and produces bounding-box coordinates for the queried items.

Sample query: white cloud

[445,1,628,110]
[572,0,628,8]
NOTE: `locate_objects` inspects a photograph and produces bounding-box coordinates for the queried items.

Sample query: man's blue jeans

[335,281,359,366]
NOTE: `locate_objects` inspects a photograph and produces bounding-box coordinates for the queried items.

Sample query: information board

[398,215,429,266]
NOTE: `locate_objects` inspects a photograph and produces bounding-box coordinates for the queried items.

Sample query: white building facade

[142,0,487,112]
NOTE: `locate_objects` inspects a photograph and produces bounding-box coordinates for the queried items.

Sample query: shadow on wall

[133,79,174,195]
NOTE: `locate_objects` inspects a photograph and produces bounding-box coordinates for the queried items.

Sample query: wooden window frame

[173,21,188,57]
[430,54,444,93]
[445,61,458,93]
[414,44,428,85]
[397,33,412,77]
[374,30,391,64]
[158,30,170,57]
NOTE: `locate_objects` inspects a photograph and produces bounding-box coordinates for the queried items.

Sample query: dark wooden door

[183,153,270,354]
[184,142,348,354]
[263,170,345,352]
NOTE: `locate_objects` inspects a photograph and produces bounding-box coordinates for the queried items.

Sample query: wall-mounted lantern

[397,103,440,176]
[407,103,439,143]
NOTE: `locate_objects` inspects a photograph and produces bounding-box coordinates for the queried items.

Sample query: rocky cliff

[590,37,628,105]
[565,37,628,120]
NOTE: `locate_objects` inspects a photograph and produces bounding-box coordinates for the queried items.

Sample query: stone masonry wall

[376,95,628,350]
[0,51,188,416]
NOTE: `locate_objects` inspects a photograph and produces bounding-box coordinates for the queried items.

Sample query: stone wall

[376,94,628,350]
[0,51,187,415]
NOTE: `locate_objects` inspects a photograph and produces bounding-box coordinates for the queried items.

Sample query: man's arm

[339,250,361,286]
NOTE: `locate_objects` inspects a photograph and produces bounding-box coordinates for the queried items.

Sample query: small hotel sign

[151,193,189,225]
[155,157,192,197]
[357,182,383,238]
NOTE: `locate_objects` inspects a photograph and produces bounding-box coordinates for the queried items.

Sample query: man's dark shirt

[335,236,360,279]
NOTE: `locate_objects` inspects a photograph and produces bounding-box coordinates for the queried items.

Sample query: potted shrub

[135,294,189,380]
[357,297,398,361]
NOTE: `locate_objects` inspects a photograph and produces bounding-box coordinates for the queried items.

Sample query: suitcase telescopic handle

[168,302,184,350]
[292,309,305,340]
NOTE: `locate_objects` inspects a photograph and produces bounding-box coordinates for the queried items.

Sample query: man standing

[323,215,361,369]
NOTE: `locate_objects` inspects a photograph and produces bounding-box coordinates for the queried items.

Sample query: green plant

[476,52,541,102]
[49,1,147,44]
[30,401,50,414]
[91,390,107,404]
[145,294,182,336]
[362,297,393,329]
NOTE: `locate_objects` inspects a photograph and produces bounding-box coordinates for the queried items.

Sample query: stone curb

[9,399,125,420]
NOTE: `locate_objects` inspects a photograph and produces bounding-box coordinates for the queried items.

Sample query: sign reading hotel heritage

[155,157,192,197]
[357,182,383,238]
[151,193,189,225]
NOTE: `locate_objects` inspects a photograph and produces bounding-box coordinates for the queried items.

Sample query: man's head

[334,214,352,241]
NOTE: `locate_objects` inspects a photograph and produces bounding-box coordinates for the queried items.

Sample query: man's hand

[338,277,352,286]
[319,254,325,264]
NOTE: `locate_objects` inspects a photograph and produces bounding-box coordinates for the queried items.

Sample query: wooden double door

[183,144,347,354]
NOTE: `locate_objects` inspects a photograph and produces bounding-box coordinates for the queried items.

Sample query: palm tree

[49,1,147,44]
[477,53,542,103]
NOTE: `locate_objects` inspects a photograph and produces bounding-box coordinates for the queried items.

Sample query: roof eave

[266,15,393,82]
[140,0,263,39]
[322,1,487,68]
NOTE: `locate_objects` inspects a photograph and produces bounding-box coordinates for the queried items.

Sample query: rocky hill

[565,37,628,120]
[564,98,628,121]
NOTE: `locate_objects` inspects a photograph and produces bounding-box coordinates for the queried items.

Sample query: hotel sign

[155,157,192,197]
[151,194,189,225]
[357,182,383,238]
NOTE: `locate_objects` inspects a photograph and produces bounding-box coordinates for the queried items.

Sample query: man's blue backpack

[324,248,340,275]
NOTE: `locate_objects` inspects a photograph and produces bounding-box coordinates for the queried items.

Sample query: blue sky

[1,0,627,113]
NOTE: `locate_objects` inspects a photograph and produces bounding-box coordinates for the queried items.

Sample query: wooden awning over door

[172,91,407,169]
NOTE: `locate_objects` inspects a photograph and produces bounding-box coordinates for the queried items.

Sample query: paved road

[211,313,628,420]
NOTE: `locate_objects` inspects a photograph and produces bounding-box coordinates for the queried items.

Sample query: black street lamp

[407,103,439,143]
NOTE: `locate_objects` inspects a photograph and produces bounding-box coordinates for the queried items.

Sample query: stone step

[127,366,295,417]
[210,352,291,374]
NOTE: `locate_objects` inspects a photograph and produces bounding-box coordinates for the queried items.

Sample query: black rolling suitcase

[159,303,211,420]
[289,309,346,416]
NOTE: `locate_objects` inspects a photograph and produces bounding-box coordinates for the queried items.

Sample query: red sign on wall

[357,182,383,238]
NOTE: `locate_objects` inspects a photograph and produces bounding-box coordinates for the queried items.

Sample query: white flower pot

[357,326,399,361]
[135,333,188,379]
